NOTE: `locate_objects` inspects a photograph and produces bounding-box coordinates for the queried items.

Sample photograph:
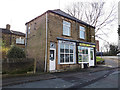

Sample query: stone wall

[2,58,34,74]
[26,14,46,72]
[47,12,95,71]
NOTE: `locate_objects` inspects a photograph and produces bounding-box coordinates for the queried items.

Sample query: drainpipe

[44,12,48,72]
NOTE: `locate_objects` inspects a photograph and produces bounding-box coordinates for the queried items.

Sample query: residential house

[0,24,25,58]
[25,9,96,72]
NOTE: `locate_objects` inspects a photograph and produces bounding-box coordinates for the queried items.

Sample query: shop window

[63,20,71,36]
[78,46,88,63]
[80,26,85,39]
[59,41,76,64]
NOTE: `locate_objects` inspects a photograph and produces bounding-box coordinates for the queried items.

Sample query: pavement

[2,56,120,88]
[2,65,119,88]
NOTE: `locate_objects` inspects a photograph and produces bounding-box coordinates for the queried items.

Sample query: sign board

[79,43,95,47]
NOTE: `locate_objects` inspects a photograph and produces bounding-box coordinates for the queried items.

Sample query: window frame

[78,46,89,63]
[79,26,86,39]
[16,37,25,44]
[63,20,71,36]
[58,40,76,64]
[28,26,30,34]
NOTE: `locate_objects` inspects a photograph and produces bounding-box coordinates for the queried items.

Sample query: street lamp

[101,47,102,59]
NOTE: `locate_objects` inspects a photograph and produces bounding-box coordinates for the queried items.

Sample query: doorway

[49,48,56,71]
[89,48,94,66]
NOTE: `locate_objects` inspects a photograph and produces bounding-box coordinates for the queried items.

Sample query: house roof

[25,9,95,28]
[0,28,25,36]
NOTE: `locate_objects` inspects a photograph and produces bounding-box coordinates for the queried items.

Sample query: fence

[2,58,35,74]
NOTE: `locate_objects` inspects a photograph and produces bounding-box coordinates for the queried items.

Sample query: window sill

[62,34,71,37]
[79,38,85,40]
[16,43,25,45]
[58,62,76,65]
[78,62,89,64]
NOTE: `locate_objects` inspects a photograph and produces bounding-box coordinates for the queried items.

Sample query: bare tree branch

[65,1,117,42]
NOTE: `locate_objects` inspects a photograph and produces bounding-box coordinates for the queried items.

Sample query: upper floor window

[28,26,30,34]
[80,26,85,39]
[16,37,24,44]
[63,20,71,36]
[34,23,37,30]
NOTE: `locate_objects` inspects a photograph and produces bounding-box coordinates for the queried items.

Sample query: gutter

[44,12,48,72]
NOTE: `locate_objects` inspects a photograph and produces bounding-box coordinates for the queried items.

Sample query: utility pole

[101,47,102,59]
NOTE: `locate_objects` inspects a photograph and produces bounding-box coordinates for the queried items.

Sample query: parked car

[117,53,120,56]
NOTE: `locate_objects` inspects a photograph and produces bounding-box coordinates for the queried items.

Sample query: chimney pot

[6,24,10,30]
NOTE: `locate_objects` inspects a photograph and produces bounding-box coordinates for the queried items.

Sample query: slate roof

[25,9,95,28]
[49,9,95,28]
[0,28,25,36]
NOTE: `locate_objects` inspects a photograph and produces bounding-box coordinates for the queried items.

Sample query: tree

[7,45,26,58]
[109,44,118,56]
[65,1,117,41]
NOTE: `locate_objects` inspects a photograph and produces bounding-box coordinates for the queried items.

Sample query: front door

[89,48,94,66]
[49,49,56,71]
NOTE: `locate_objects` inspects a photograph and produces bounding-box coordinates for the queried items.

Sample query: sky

[0,0,119,51]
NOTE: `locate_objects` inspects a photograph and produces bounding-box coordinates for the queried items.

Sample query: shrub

[7,46,26,58]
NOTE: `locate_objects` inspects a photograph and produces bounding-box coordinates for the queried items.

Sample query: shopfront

[77,42,95,68]
[56,38,96,71]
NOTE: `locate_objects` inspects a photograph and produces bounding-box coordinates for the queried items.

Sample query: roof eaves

[49,10,95,29]
[25,11,49,25]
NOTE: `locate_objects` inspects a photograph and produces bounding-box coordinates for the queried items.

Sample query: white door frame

[49,48,56,71]
[88,48,95,66]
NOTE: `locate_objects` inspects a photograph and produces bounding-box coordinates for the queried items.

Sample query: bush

[96,57,105,64]
[7,46,26,58]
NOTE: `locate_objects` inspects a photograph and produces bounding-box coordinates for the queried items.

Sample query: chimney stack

[6,24,10,30]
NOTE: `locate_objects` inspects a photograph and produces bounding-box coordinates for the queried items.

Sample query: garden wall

[2,58,34,74]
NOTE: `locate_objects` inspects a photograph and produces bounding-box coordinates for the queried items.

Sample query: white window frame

[16,37,25,44]
[63,20,71,36]
[58,40,76,64]
[28,26,30,34]
[79,26,85,39]
[78,46,89,64]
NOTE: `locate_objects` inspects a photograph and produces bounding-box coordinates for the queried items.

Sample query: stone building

[95,40,99,52]
[0,24,25,58]
[25,9,96,72]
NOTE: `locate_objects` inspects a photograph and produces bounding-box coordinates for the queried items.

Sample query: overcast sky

[0,0,119,50]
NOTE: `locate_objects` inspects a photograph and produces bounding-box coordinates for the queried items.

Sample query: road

[2,56,119,89]
[84,69,119,88]
[101,56,119,68]
[83,56,119,88]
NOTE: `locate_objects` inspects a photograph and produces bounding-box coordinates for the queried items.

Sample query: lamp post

[101,47,102,59]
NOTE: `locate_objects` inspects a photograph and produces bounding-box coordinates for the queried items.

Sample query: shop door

[49,49,56,71]
[89,48,94,66]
